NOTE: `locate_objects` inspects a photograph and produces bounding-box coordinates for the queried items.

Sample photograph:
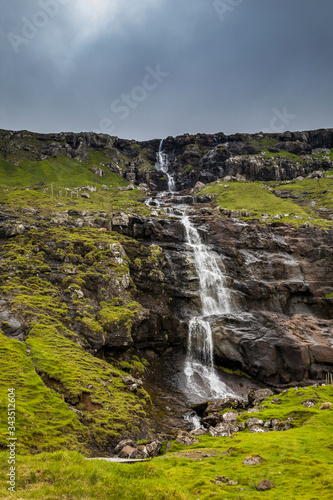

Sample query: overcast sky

[1,0,333,141]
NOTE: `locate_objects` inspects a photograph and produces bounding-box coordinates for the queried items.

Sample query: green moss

[325,292,333,298]
[26,323,149,448]
[98,300,143,330]
[0,331,88,454]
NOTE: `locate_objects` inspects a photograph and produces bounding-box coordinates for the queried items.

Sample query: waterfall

[151,141,235,401]
[155,139,176,192]
[182,213,235,400]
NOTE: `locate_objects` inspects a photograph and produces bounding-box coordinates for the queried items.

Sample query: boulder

[222,411,238,424]
[257,479,275,491]
[243,454,263,465]
[114,439,136,454]
[119,446,137,458]
[91,167,105,177]
[248,389,274,407]
[176,431,199,446]
[246,417,264,429]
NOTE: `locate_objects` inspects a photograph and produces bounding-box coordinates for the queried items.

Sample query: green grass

[200,181,310,218]
[0,154,127,190]
[200,179,333,227]
[1,386,332,499]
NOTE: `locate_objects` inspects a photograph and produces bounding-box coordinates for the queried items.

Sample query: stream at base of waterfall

[149,140,236,405]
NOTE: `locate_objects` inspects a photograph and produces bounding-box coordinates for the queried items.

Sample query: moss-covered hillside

[1,386,332,499]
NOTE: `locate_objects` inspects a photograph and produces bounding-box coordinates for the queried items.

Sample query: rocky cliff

[1,127,333,191]
[0,127,333,455]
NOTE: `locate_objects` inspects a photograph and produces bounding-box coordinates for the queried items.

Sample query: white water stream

[150,140,235,401]
[155,139,176,193]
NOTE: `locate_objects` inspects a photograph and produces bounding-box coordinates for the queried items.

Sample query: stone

[81,193,90,199]
[114,439,136,454]
[209,423,239,437]
[202,413,223,427]
[204,398,244,414]
[5,224,25,236]
[118,446,137,458]
[192,181,206,193]
[215,476,229,483]
[256,479,275,491]
[302,400,317,408]
[320,402,332,410]
[190,428,207,436]
[0,311,22,339]
[246,417,264,429]
[112,213,129,227]
[250,426,267,433]
[243,454,263,466]
[248,389,274,407]
[222,411,238,424]
[146,441,162,457]
[122,375,142,393]
[176,431,199,446]
[91,167,105,177]
[273,421,292,431]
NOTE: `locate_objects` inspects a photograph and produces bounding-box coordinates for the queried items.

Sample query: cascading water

[151,139,235,402]
[182,214,236,400]
[155,139,176,193]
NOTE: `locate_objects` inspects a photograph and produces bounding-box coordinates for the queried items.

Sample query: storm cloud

[1,0,333,140]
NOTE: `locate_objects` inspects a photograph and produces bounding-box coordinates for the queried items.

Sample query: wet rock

[257,479,275,491]
[202,413,223,427]
[204,398,245,415]
[114,439,136,454]
[119,446,137,458]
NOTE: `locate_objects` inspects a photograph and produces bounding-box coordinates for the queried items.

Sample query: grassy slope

[0,227,155,454]
[200,178,333,227]
[0,153,128,189]
[0,387,332,499]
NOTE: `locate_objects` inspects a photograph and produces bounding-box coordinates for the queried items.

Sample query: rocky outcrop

[1,128,333,191]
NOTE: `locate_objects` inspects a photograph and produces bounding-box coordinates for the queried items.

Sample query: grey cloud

[1,0,333,140]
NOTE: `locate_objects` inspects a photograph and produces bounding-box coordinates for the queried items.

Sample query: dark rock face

[1,128,333,191]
